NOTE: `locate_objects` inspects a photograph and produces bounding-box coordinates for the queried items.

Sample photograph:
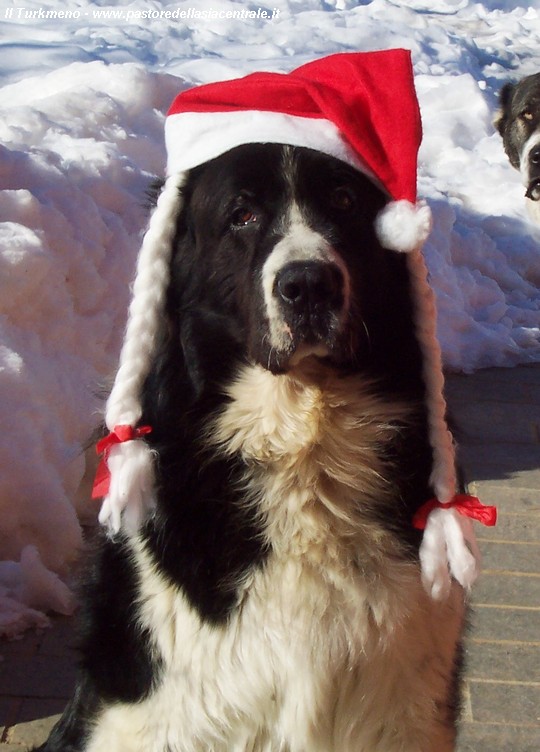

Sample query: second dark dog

[495,72,540,221]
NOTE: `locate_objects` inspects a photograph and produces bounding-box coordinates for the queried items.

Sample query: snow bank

[0,0,539,635]
[417,71,540,371]
[0,61,180,636]
[0,545,75,638]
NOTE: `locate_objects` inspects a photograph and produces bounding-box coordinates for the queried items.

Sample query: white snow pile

[0,0,539,636]
[0,60,180,636]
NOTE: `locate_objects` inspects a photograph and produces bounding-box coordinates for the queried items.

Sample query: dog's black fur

[495,72,540,205]
[35,144,462,752]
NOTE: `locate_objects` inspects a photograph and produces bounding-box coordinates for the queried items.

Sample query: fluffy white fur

[84,363,465,752]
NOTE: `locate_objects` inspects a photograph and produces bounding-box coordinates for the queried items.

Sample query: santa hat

[165,49,430,252]
[96,50,495,597]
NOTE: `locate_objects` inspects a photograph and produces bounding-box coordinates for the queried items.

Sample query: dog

[35,142,465,752]
[495,72,540,222]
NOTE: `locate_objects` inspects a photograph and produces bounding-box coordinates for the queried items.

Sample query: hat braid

[405,230,486,600]
[106,173,185,428]
[99,173,186,533]
[405,248,456,503]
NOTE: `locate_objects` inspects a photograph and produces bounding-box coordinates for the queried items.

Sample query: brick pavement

[448,365,540,752]
[0,364,539,751]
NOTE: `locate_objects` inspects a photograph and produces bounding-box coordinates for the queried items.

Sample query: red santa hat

[96,50,493,599]
[164,49,430,252]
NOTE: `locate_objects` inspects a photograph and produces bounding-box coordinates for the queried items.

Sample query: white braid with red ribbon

[99,173,186,534]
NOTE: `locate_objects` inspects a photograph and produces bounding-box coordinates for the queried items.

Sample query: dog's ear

[493,82,516,135]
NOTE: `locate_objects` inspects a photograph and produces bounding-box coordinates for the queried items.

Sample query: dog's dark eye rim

[229,194,260,228]
[231,207,258,227]
[330,185,356,211]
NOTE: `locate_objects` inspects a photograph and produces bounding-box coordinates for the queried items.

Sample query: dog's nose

[275,261,344,311]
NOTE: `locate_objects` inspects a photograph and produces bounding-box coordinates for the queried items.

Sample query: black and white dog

[495,72,540,221]
[36,143,465,752]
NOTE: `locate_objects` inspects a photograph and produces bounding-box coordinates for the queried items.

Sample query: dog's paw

[419,507,480,600]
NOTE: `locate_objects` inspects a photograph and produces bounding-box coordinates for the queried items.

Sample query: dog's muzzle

[525,143,540,201]
[274,260,345,345]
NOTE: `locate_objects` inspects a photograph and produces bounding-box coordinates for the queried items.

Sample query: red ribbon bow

[91,424,152,499]
[413,494,497,530]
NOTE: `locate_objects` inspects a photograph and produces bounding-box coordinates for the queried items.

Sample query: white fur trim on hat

[375,199,432,253]
[165,110,382,189]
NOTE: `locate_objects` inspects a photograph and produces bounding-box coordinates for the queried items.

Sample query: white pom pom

[419,508,480,600]
[375,200,432,253]
[98,441,156,534]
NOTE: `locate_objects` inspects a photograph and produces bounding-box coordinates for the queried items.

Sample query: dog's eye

[330,186,355,212]
[522,110,534,121]
[230,206,258,228]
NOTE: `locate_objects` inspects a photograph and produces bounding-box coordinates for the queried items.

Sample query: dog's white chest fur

[86,364,464,752]
[211,363,409,566]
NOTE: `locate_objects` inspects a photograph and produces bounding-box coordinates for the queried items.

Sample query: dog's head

[166,144,418,380]
[100,53,459,539]
[495,73,540,200]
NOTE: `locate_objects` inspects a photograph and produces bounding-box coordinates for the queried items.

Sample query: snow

[0,0,539,636]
